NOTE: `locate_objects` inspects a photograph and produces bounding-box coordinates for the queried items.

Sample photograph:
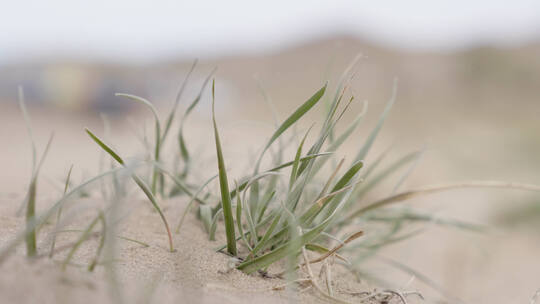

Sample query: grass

[3,59,540,304]
[18,87,55,257]
[211,79,237,255]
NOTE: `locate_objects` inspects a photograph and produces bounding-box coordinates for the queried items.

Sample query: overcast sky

[1,0,540,63]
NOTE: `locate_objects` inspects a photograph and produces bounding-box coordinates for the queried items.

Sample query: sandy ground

[0,191,394,304]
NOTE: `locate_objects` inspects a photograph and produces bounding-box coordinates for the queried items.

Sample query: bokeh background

[1,1,540,303]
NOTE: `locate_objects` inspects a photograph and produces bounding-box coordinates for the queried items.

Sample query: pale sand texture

[0,193,390,304]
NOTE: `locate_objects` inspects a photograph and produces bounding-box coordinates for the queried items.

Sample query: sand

[0,191,395,304]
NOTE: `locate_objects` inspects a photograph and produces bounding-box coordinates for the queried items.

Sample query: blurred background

[1,1,540,303]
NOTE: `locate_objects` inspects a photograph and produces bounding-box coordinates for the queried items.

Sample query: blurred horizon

[2,0,540,64]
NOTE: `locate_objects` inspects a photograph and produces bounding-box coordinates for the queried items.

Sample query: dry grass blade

[275,231,363,278]
[307,231,363,265]
[348,180,540,221]
[299,247,355,304]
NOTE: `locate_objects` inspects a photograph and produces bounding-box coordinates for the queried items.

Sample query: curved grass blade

[86,128,174,252]
[211,79,237,256]
[115,93,162,195]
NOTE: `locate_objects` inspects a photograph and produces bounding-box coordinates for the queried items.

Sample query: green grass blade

[224,152,332,204]
[115,93,162,194]
[248,210,282,258]
[25,133,54,257]
[300,183,359,227]
[255,83,327,171]
[237,192,349,273]
[330,160,364,193]
[86,129,174,252]
[289,125,313,189]
[309,101,367,176]
[85,129,124,165]
[211,79,237,256]
[131,175,174,252]
[240,172,281,244]
[115,93,160,124]
[0,167,127,265]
